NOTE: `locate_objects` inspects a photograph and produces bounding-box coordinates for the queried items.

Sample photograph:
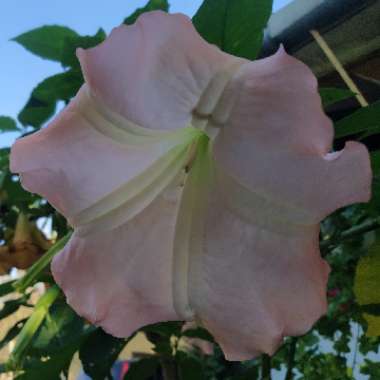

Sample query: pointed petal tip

[75,9,235,131]
[75,47,85,59]
[98,321,128,339]
[274,43,291,60]
[220,305,327,361]
[136,10,191,25]
[277,43,287,54]
[220,334,284,361]
[170,12,193,26]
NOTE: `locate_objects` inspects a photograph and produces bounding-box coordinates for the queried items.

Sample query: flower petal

[10,14,372,363]
[172,135,212,321]
[77,11,238,131]
[171,140,330,360]
[213,47,371,224]
[185,49,371,360]
[11,11,239,229]
[51,193,180,337]
[189,169,330,360]
[10,86,195,229]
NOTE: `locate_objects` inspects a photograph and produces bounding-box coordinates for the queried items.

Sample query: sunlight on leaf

[193,0,273,59]
[9,285,60,367]
[355,241,380,336]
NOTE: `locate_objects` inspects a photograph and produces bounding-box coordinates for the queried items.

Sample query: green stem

[262,354,272,380]
[160,358,178,380]
[320,218,380,252]
[8,285,60,368]
[284,338,297,380]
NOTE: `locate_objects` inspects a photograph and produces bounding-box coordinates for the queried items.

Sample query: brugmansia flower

[10,11,371,360]
[0,213,50,273]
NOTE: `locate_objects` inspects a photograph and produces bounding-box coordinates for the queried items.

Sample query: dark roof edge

[261,0,377,57]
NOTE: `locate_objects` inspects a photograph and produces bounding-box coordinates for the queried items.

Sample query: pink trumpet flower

[10,11,371,360]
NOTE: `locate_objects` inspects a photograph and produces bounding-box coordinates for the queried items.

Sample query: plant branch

[261,354,272,380]
[284,338,297,380]
[320,218,380,253]
[160,358,178,380]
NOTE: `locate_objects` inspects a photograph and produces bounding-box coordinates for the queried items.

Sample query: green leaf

[123,0,169,25]
[334,100,380,138]
[177,354,205,380]
[14,343,78,380]
[366,151,380,213]
[33,70,83,103]
[0,147,10,169]
[18,96,55,128]
[0,149,10,188]
[143,323,182,355]
[0,116,20,132]
[151,338,173,356]
[319,87,355,108]
[144,321,183,338]
[31,302,85,354]
[231,366,260,380]
[124,357,160,380]
[181,327,215,343]
[360,304,380,316]
[61,28,106,68]
[18,69,83,128]
[15,28,99,132]
[14,302,91,380]
[79,328,129,380]
[371,151,380,172]
[0,319,27,352]
[193,0,273,59]
[0,280,16,297]
[2,170,37,206]
[354,241,380,336]
[0,297,29,320]
[12,26,78,61]
[361,359,380,380]
[9,285,60,367]
[13,232,71,293]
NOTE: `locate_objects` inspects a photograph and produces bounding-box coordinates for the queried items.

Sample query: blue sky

[0,0,292,146]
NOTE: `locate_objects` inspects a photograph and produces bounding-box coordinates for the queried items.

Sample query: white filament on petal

[70,62,244,320]
[173,62,244,319]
